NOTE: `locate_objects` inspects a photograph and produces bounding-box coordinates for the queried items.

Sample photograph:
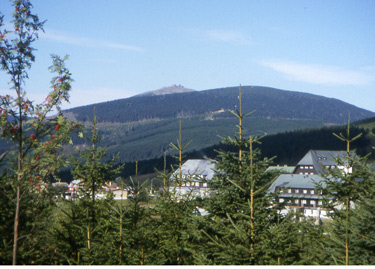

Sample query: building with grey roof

[169,159,216,199]
[269,150,356,219]
[293,150,353,175]
[269,174,329,218]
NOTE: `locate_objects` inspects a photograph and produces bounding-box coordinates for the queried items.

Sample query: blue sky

[1,0,374,112]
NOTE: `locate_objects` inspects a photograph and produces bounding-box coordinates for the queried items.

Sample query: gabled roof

[269,174,327,193]
[172,159,216,181]
[294,150,350,174]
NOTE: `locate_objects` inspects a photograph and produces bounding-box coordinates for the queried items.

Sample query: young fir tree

[150,120,208,265]
[96,161,163,265]
[58,110,124,265]
[349,165,375,265]
[48,199,91,265]
[0,1,77,264]
[316,114,371,265]
[201,86,300,265]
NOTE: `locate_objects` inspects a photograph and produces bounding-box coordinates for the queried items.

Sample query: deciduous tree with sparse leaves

[0,0,77,264]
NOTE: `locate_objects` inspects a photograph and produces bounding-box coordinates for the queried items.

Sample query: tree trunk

[13,91,23,265]
[12,186,20,265]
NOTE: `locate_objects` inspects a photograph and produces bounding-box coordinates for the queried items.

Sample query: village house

[97,182,129,200]
[65,179,82,200]
[169,159,216,199]
[167,150,357,221]
[269,150,355,219]
[64,180,129,200]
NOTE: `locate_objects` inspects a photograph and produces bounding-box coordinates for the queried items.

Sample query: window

[318,200,323,205]
[310,200,316,205]
[302,199,307,205]
[295,189,299,194]
[309,166,313,169]
[311,190,315,195]
[305,166,309,169]
[288,189,292,193]
[203,183,207,187]
[303,189,307,194]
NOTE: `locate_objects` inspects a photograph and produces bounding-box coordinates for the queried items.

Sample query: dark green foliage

[45,112,125,265]
[153,196,200,265]
[0,175,60,265]
[350,171,375,265]
[200,88,295,265]
[100,116,325,163]
[203,141,288,264]
[71,111,124,201]
[52,121,374,183]
[315,117,375,265]
[292,215,329,265]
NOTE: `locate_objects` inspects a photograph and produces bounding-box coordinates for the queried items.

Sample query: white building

[269,150,356,220]
[169,159,216,199]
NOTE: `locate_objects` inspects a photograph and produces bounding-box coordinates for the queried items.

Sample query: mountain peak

[135,84,196,97]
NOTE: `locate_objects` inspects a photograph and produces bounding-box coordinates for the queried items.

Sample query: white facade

[169,159,215,200]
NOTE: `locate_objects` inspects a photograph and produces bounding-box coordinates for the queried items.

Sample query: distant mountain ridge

[64,86,375,125]
[134,84,196,97]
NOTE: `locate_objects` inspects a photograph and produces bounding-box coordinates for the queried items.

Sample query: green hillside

[2,86,373,164]
[353,116,375,131]
[101,116,325,162]
[58,85,375,163]
[112,122,375,181]
[64,86,375,124]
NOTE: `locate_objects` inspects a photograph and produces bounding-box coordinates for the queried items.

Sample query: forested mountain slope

[63,86,375,124]
[115,121,375,180]
[56,119,375,182]
[2,86,373,164]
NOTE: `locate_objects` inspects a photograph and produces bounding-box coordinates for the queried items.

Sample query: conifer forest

[1,0,375,265]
